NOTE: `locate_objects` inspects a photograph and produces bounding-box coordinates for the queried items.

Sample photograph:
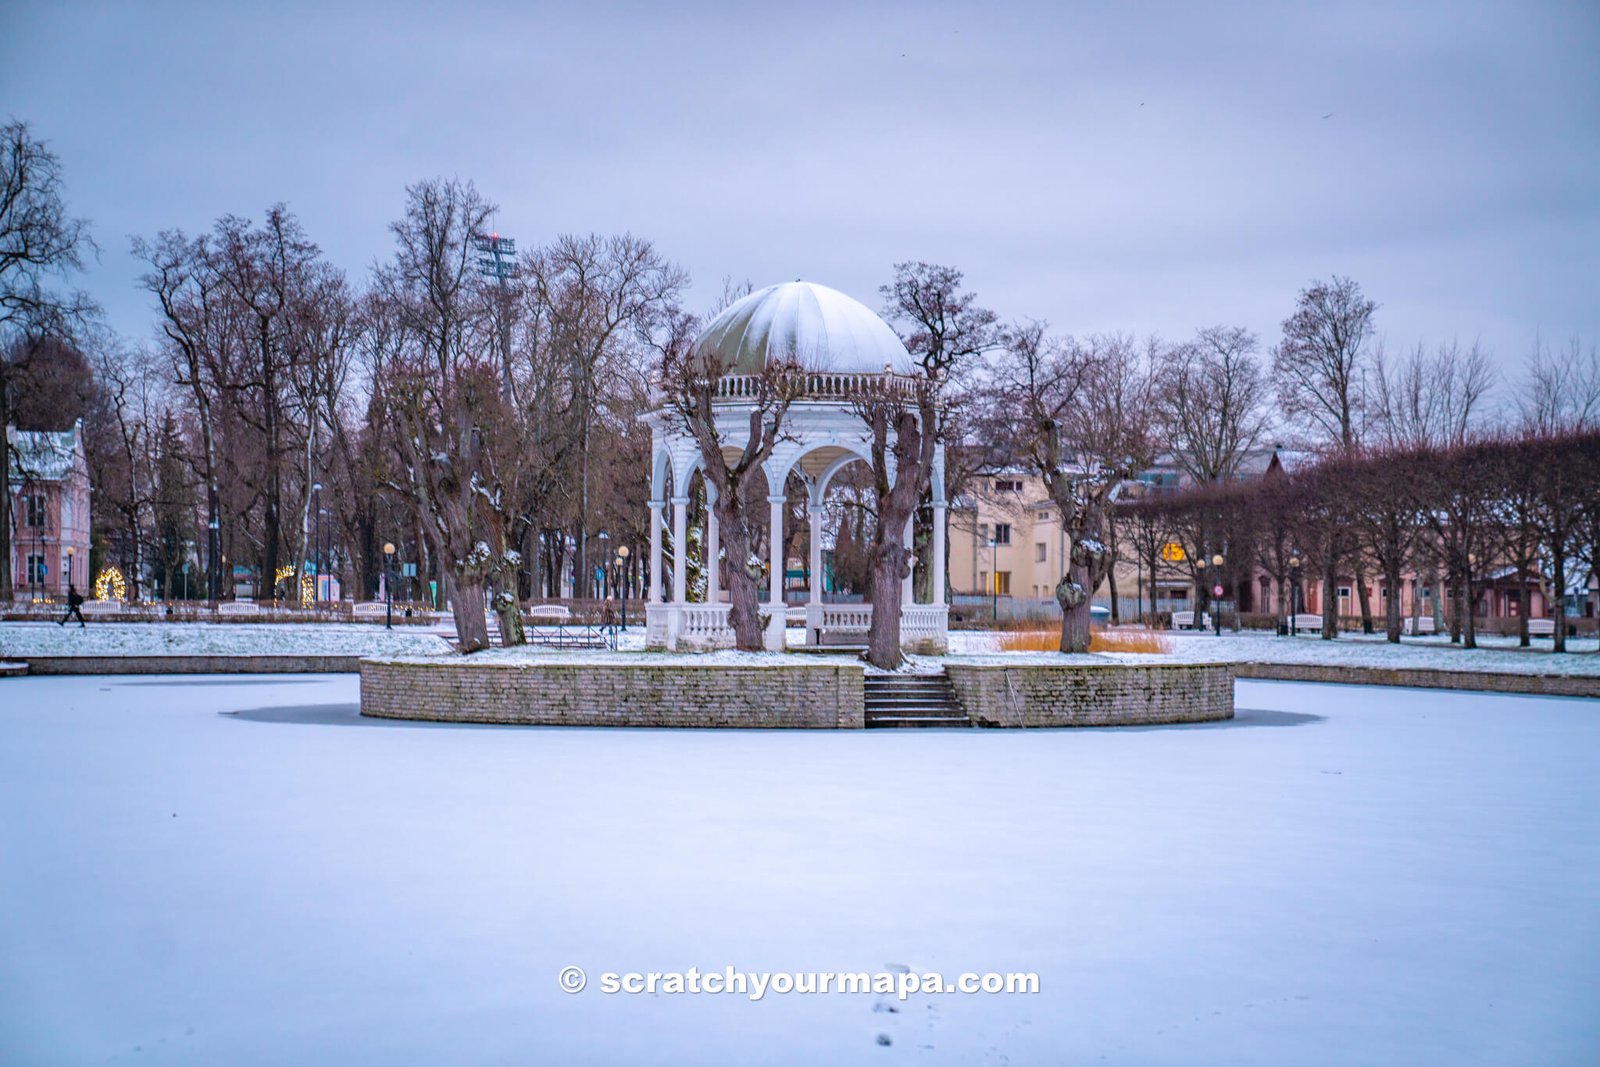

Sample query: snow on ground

[947,628,1600,675]
[0,621,452,658]
[4,618,1598,679]
[2,675,1598,1065]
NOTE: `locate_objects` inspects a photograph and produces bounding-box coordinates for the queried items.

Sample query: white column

[706,491,720,605]
[808,504,824,605]
[932,501,947,605]
[767,493,787,649]
[902,514,915,605]
[768,494,786,609]
[671,496,689,604]
[647,500,664,603]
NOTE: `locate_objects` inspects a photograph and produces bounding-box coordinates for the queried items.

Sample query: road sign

[1213,584,1224,597]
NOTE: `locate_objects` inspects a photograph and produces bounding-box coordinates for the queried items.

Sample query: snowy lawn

[2,676,1598,1065]
[0,621,452,658]
[946,628,1600,675]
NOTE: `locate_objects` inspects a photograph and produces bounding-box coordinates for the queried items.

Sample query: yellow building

[948,472,1072,613]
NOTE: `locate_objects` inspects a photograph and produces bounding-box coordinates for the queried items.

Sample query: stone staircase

[863,671,970,728]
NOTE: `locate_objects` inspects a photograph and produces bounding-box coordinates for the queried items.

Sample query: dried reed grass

[996,626,1173,654]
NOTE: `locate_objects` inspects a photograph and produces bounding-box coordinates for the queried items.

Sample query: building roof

[690,281,916,377]
[8,423,84,483]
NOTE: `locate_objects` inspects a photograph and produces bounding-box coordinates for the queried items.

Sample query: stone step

[0,660,28,677]
[864,713,972,728]
[863,670,970,728]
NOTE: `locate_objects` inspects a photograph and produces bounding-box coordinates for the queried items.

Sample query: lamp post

[987,538,999,622]
[1288,554,1302,636]
[383,542,395,630]
[617,544,630,630]
[66,547,74,594]
[1210,553,1225,636]
[597,530,610,601]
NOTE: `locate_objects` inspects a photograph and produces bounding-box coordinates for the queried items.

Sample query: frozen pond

[2,674,1597,1065]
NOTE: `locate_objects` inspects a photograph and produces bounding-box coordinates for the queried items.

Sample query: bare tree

[1371,339,1498,450]
[1274,276,1378,630]
[1272,275,1377,452]
[988,323,1122,653]
[1519,335,1599,435]
[878,261,1000,601]
[853,378,940,668]
[1,120,98,600]
[372,177,512,652]
[1163,326,1270,485]
[134,230,225,600]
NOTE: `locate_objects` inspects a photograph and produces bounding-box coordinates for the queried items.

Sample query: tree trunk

[717,513,764,652]
[866,545,907,668]
[1320,557,1338,640]
[1517,568,1531,648]
[492,578,525,646]
[1057,568,1091,653]
[1107,563,1121,624]
[1355,564,1374,634]
[448,572,491,652]
[1552,548,1568,654]
[1384,559,1403,642]
[1464,575,1479,649]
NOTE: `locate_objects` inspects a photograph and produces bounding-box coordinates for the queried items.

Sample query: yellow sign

[1160,542,1186,562]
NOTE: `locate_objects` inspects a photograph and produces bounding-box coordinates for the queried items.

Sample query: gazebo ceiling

[691,281,917,378]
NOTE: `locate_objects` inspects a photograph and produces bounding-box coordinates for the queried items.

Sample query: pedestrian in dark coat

[59,582,86,628]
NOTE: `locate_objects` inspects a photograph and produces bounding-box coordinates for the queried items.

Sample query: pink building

[8,422,92,599]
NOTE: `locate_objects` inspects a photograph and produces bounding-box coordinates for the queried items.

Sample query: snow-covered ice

[2,675,1598,1065]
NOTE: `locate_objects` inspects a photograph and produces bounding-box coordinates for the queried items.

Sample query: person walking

[59,582,86,628]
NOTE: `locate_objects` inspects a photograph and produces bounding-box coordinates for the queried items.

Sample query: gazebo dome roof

[691,281,917,377]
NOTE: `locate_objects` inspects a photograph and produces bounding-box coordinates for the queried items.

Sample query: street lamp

[987,538,999,622]
[617,544,631,630]
[1288,554,1302,636]
[66,547,74,593]
[1210,553,1225,636]
[383,542,396,630]
[598,530,610,601]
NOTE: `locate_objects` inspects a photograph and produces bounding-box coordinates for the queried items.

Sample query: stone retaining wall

[945,662,1235,727]
[19,655,361,675]
[360,659,866,728]
[1235,662,1600,698]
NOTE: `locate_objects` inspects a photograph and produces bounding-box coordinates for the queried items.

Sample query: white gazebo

[644,281,948,652]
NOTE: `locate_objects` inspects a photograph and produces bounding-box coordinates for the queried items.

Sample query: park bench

[526,604,572,623]
[217,601,261,617]
[1292,613,1323,634]
[1170,610,1212,631]
[1403,615,1437,635]
[353,601,387,619]
[82,600,122,615]
[1527,618,1556,639]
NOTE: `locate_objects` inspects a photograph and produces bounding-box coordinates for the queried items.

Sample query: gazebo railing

[712,371,924,402]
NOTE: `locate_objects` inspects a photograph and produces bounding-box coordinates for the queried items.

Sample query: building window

[26,494,46,527]
[993,523,1012,545]
[1035,542,1047,563]
[995,479,1022,493]
[995,571,1012,595]
[26,554,46,585]
[978,569,987,591]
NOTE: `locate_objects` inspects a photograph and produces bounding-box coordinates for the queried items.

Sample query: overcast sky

[5,1,1597,382]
